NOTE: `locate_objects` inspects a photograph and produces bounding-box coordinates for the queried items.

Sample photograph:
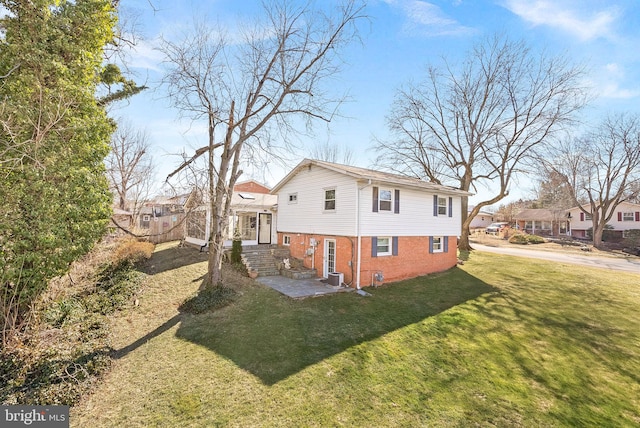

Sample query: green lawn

[71,242,640,427]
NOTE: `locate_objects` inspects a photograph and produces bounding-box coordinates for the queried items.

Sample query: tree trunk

[458,195,472,251]
[592,218,605,249]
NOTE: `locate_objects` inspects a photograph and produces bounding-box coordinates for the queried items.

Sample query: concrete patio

[256,275,354,299]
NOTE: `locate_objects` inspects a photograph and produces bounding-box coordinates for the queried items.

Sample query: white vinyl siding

[275,166,357,236]
[361,186,461,237]
[275,163,463,238]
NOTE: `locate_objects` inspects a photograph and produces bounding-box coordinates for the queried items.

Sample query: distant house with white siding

[271,159,471,288]
[184,181,278,249]
[468,206,496,230]
[567,201,640,240]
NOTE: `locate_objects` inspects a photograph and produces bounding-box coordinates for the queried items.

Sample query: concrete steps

[240,246,318,279]
[241,246,288,277]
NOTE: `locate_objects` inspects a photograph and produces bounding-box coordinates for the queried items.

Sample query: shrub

[509,234,529,245]
[230,234,243,265]
[509,233,545,245]
[1,237,151,406]
[179,285,237,314]
[111,239,154,269]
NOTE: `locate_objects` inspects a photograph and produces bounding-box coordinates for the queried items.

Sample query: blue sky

[115,0,640,204]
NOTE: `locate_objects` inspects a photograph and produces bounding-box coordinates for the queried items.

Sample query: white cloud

[120,38,165,72]
[588,63,640,100]
[384,0,475,37]
[502,0,618,41]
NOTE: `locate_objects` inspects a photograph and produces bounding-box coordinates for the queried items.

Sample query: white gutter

[356,179,372,289]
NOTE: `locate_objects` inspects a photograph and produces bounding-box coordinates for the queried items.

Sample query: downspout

[356,179,372,289]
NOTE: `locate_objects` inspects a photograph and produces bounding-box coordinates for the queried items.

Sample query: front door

[323,239,336,277]
[258,213,272,244]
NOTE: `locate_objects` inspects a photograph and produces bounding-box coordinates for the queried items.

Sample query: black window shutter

[394,190,400,214]
[392,236,398,256]
[372,187,379,212]
[444,236,449,253]
[371,237,378,257]
[429,236,434,253]
[433,195,438,216]
[448,197,453,217]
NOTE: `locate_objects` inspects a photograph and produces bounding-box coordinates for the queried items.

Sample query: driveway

[472,243,640,274]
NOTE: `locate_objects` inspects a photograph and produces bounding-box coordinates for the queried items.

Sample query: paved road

[472,243,640,274]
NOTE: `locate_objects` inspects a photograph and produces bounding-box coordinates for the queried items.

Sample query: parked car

[486,222,509,233]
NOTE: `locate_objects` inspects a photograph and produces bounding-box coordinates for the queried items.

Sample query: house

[514,208,569,236]
[109,207,134,235]
[138,193,188,229]
[137,194,189,243]
[468,206,495,230]
[271,159,471,288]
[567,201,640,240]
[184,181,278,248]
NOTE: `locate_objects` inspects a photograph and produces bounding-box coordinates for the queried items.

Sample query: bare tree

[544,114,640,248]
[106,119,155,218]
[310,141,354,164]
[160,0,366,286]
[373,35,588,250]
[533,169,575,210]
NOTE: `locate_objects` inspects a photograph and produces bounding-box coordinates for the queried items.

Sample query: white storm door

[323,239,336,277]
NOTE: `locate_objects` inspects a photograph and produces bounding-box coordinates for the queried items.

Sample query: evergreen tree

[0,0,118,345]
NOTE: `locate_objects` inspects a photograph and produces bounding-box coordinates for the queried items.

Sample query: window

[142,215,150,222]
[324,188,336,211]
[371,236,398,257]
[438,197,447,215]
[373,187,400,213]
[433,195,452,217]
[288,193,298,204]
[379,189,392,211]
[283,235,291,246]
[623,212,634,221]
[376,237,391,255]
[432,236,443,253]
[585,213,592,221]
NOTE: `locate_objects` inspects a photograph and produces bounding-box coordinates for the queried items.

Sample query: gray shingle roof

[272,158,472,196]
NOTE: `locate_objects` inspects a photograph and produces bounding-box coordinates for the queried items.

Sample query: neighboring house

[271,159,470,288]
[138,194,189,243]
[567,202,640,240]
[468,206,495,230]
[515,208,569,236]
[184,182,278,248]
[233,179,272,194]
[109,207,133,235]
[138,193,188,228]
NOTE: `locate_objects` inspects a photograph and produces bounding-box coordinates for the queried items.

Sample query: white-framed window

[379,189,392,211]
[585,213,592,221]
[622,212,634,221]
[432,236,443,253]
[288,193,298,204]
[438,197,447,215]
[324,188,336,211]
[376,237,391,256]
[283,235,291,246]
[142,215,150,222]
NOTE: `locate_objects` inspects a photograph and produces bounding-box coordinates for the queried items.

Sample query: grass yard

[71,242,640,427]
